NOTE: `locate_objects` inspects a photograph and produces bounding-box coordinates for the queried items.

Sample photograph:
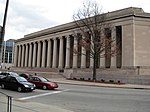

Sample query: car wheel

[1,84,5,89]
[17,87,22,92]
[42,85,47,90]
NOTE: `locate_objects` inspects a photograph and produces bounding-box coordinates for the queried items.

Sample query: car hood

[20,81,34,86]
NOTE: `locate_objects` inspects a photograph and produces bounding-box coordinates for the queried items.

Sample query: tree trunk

[92,53,97,81]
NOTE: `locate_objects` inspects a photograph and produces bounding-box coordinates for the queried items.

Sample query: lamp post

[0,0,9,65]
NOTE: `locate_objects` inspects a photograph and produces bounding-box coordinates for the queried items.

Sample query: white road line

[16,89,70,101]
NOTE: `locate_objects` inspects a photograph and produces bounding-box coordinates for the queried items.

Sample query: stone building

[14,7,150,84]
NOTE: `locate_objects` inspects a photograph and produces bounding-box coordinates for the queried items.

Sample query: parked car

[28,76,58,90]
[0,75,36,92]
[19,73,32,79]
[0,72,19,78]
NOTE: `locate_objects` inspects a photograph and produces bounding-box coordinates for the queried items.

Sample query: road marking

[16,89,70,101]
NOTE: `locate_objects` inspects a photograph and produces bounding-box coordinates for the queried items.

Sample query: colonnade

[14,28,122,69]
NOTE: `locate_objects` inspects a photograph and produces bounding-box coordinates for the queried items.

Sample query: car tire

[17,87,22,92]
[42,85,47,90]
[1,84,5,89]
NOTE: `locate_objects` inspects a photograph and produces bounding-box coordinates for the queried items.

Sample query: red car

[28,76,58,90]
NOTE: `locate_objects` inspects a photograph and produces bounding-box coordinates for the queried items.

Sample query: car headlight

[50,83,56,87]
[24,85,29,88]
[33,84,36,87]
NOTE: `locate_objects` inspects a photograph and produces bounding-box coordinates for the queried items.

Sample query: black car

[0,72,19,78]
[0,75,36,92]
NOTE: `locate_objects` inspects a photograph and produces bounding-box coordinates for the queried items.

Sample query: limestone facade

[14,7,150,84]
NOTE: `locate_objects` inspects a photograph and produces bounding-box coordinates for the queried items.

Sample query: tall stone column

[21,44,25,67]
[52,38,57,68]
[28,43,33,67]
[73,37,78,68]
[111,27,116,68]
[37,41,41,67]
[14,45,18,67]
[81,36,86,68]
[65,36,70,68]
[42,40,46,67]
[32,42,37,67]
[59,37,64,68]
[100,36,105,68]
[47,39,52,67]
[18,45,21,67]
[25,44,29,67]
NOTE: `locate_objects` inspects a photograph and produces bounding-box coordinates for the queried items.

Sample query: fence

[0,91,12,112]
[0,91,45,112]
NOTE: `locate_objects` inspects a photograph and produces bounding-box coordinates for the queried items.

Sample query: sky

[0,0,150,41]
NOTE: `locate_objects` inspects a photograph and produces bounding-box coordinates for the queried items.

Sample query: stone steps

[8,67,65,79]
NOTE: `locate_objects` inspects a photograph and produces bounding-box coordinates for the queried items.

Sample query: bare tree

[73,1,119,81]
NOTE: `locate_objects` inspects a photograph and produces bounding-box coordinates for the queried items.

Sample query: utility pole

[0,0,9,65]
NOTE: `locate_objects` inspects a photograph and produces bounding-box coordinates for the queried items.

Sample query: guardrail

[0,91,13,112]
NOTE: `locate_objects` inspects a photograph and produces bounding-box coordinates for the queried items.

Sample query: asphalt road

[1,84,150,112]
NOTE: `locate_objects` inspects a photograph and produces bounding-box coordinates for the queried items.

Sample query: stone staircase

[8,67,65,79]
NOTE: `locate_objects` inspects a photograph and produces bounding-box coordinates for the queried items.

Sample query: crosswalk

[15,89,70,101]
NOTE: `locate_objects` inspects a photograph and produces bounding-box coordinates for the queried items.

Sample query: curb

[54,80,150,90]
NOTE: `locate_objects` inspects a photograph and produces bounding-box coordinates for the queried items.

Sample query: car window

[10,77,17,82]
[1,73,8,76]
[16,77,27,82]
[40,77,49,82]
[34,77,40,81]
[28,77,33,80]
[4,76,11,81]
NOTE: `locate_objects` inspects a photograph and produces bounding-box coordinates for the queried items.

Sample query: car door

[33,77,42,88]
[9,77,18,90]
[2,76,11,88]
[29,77,41,88]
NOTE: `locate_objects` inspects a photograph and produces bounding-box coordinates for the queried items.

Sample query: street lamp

[0,0,9,65]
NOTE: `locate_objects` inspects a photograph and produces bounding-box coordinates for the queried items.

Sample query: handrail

[0,91,13,112]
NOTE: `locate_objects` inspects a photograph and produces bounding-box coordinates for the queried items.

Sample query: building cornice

[16,7,150,43]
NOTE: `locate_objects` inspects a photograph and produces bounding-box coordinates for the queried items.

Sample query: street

[1,83,150,112]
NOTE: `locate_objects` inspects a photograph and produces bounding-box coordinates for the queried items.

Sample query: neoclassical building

[14,7,150,84]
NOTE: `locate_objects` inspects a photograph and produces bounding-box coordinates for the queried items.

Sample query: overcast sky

[0,0,150,40]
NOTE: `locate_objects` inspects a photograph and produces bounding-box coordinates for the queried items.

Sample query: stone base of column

[32,66,36,68]
[90,66,93,68]
[99,66,105,68]
[65,66,70,69]
[46,66,51,68]
[110,66,116,69]
[73,66,78,69]
[81,66,86,69]
[37,66,41,68]
[52,66,57,68]
[58,66,63,69]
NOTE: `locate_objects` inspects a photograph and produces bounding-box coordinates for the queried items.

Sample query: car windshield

[10,72,18,76]
[16,77,27,82]
[39,77,49,82]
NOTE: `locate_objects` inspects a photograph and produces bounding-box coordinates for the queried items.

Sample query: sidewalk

[0,96,74,112]
[50,78,150,90]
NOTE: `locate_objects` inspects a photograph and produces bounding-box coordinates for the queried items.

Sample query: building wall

[13,7,150,83]
[134,17,150,66]
[122,20,135,67]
